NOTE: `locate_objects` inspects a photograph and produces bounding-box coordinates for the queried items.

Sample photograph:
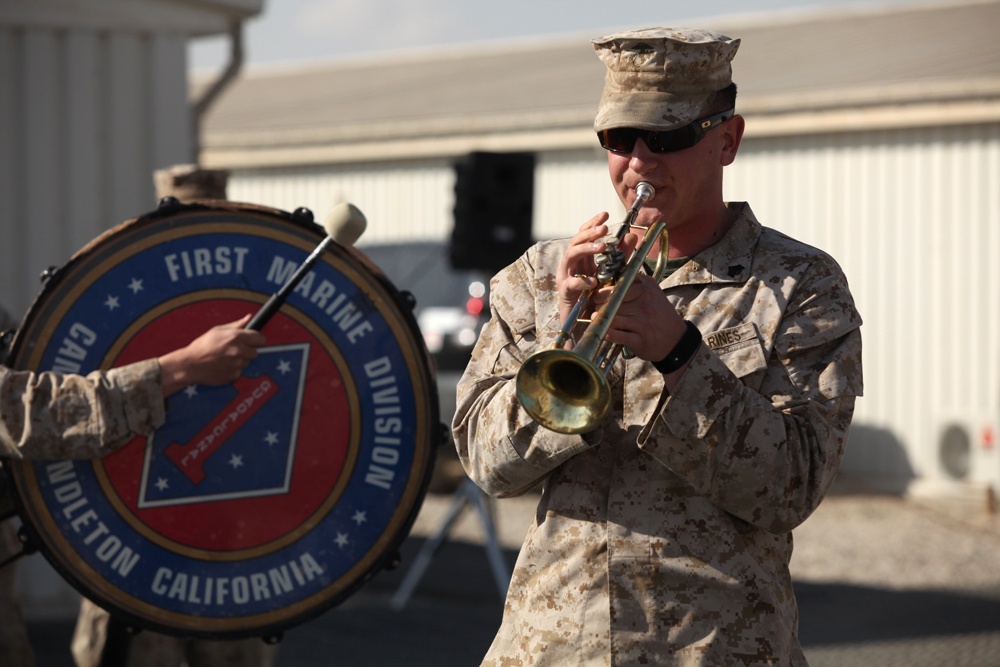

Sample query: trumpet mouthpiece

[636,182,655,200]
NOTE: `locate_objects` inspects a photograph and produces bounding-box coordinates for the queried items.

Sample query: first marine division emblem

[6,202,438,639]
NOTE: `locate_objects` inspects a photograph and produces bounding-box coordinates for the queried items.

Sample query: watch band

[652,321,702,374]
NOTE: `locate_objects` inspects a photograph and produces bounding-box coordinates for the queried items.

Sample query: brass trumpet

[516,182,669,434]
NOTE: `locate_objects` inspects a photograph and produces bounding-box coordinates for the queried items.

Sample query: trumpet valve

[595,240,625,284]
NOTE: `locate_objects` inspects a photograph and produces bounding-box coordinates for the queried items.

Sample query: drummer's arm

[0,361,164,460]
[0,317,264,460]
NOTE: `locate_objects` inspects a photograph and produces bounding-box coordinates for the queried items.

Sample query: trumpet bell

[515,348,611,434]
[514,181,661,435]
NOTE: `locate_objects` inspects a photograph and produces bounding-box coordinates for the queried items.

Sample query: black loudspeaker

[450,151,535,272]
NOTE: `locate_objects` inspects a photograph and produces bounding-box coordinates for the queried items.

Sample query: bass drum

[4,200,439,639]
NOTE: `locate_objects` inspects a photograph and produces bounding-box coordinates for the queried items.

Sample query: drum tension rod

[0,526,37,571]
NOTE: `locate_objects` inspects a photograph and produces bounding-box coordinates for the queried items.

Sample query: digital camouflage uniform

[453,203,863,666]
[0,359,164,667]
[0,360,165,460]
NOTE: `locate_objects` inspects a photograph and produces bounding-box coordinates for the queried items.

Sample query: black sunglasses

[598,109,735,154]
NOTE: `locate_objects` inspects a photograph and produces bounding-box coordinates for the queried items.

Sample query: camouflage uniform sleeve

[0,359,167,460]
[453,244,601,498]
[637,254,863,534]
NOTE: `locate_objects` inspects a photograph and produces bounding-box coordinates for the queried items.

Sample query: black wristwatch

[652,321,702,374]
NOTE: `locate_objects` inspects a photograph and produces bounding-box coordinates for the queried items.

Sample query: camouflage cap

[153,163,230,202]
[592,27,740,132]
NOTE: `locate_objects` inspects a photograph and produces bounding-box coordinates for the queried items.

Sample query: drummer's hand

[158,315,266,395]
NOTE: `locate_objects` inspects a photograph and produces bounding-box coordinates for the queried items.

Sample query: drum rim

[5,200,440,639]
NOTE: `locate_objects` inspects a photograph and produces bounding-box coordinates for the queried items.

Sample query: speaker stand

[390,477,509,610]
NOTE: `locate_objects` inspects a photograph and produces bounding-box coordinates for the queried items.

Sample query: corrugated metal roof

[200,0,1000,167]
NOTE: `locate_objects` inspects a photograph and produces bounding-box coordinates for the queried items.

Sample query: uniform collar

[662,202,760,286]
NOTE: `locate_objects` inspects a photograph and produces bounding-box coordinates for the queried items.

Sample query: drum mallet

[246,202,367,331]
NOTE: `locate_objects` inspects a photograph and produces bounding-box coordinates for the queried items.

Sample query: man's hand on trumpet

[557,211,690,377]
[556,212,616,327]
[595,272,687,370]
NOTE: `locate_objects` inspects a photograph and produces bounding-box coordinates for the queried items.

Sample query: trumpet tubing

[515,182,668,434]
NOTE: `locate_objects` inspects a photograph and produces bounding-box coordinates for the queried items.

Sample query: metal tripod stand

[390,477,509,610]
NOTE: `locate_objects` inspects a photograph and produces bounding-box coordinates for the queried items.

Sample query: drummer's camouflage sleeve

[0,359,166,460]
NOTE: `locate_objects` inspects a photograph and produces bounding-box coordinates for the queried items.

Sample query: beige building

[199,1,1000,494]
[1,0,999,620]
[0,0,262,318]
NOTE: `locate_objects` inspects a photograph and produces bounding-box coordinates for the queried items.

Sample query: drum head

[5,201,439,639]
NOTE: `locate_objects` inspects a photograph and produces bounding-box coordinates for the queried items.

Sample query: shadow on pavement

[26,538,516,667]
[273,538,514,667]
[28,535,1000,666]
[796,581,1000,646]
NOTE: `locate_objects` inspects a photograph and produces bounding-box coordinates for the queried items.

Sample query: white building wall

[728,123,1000,487]
[533,148,624,241]
[0,24,192,318]
[226,150,623,246]
[228,160,459,245]
[226,120,1000,490]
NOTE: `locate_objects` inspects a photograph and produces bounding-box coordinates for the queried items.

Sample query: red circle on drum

[100,300,352,552]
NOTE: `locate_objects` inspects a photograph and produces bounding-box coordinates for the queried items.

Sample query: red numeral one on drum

[164,375,277,484]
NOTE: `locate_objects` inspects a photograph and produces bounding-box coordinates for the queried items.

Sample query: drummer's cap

[592,27,740,132]
[154,164,230,202]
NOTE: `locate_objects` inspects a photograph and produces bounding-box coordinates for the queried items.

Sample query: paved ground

[26,474,1000,666]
